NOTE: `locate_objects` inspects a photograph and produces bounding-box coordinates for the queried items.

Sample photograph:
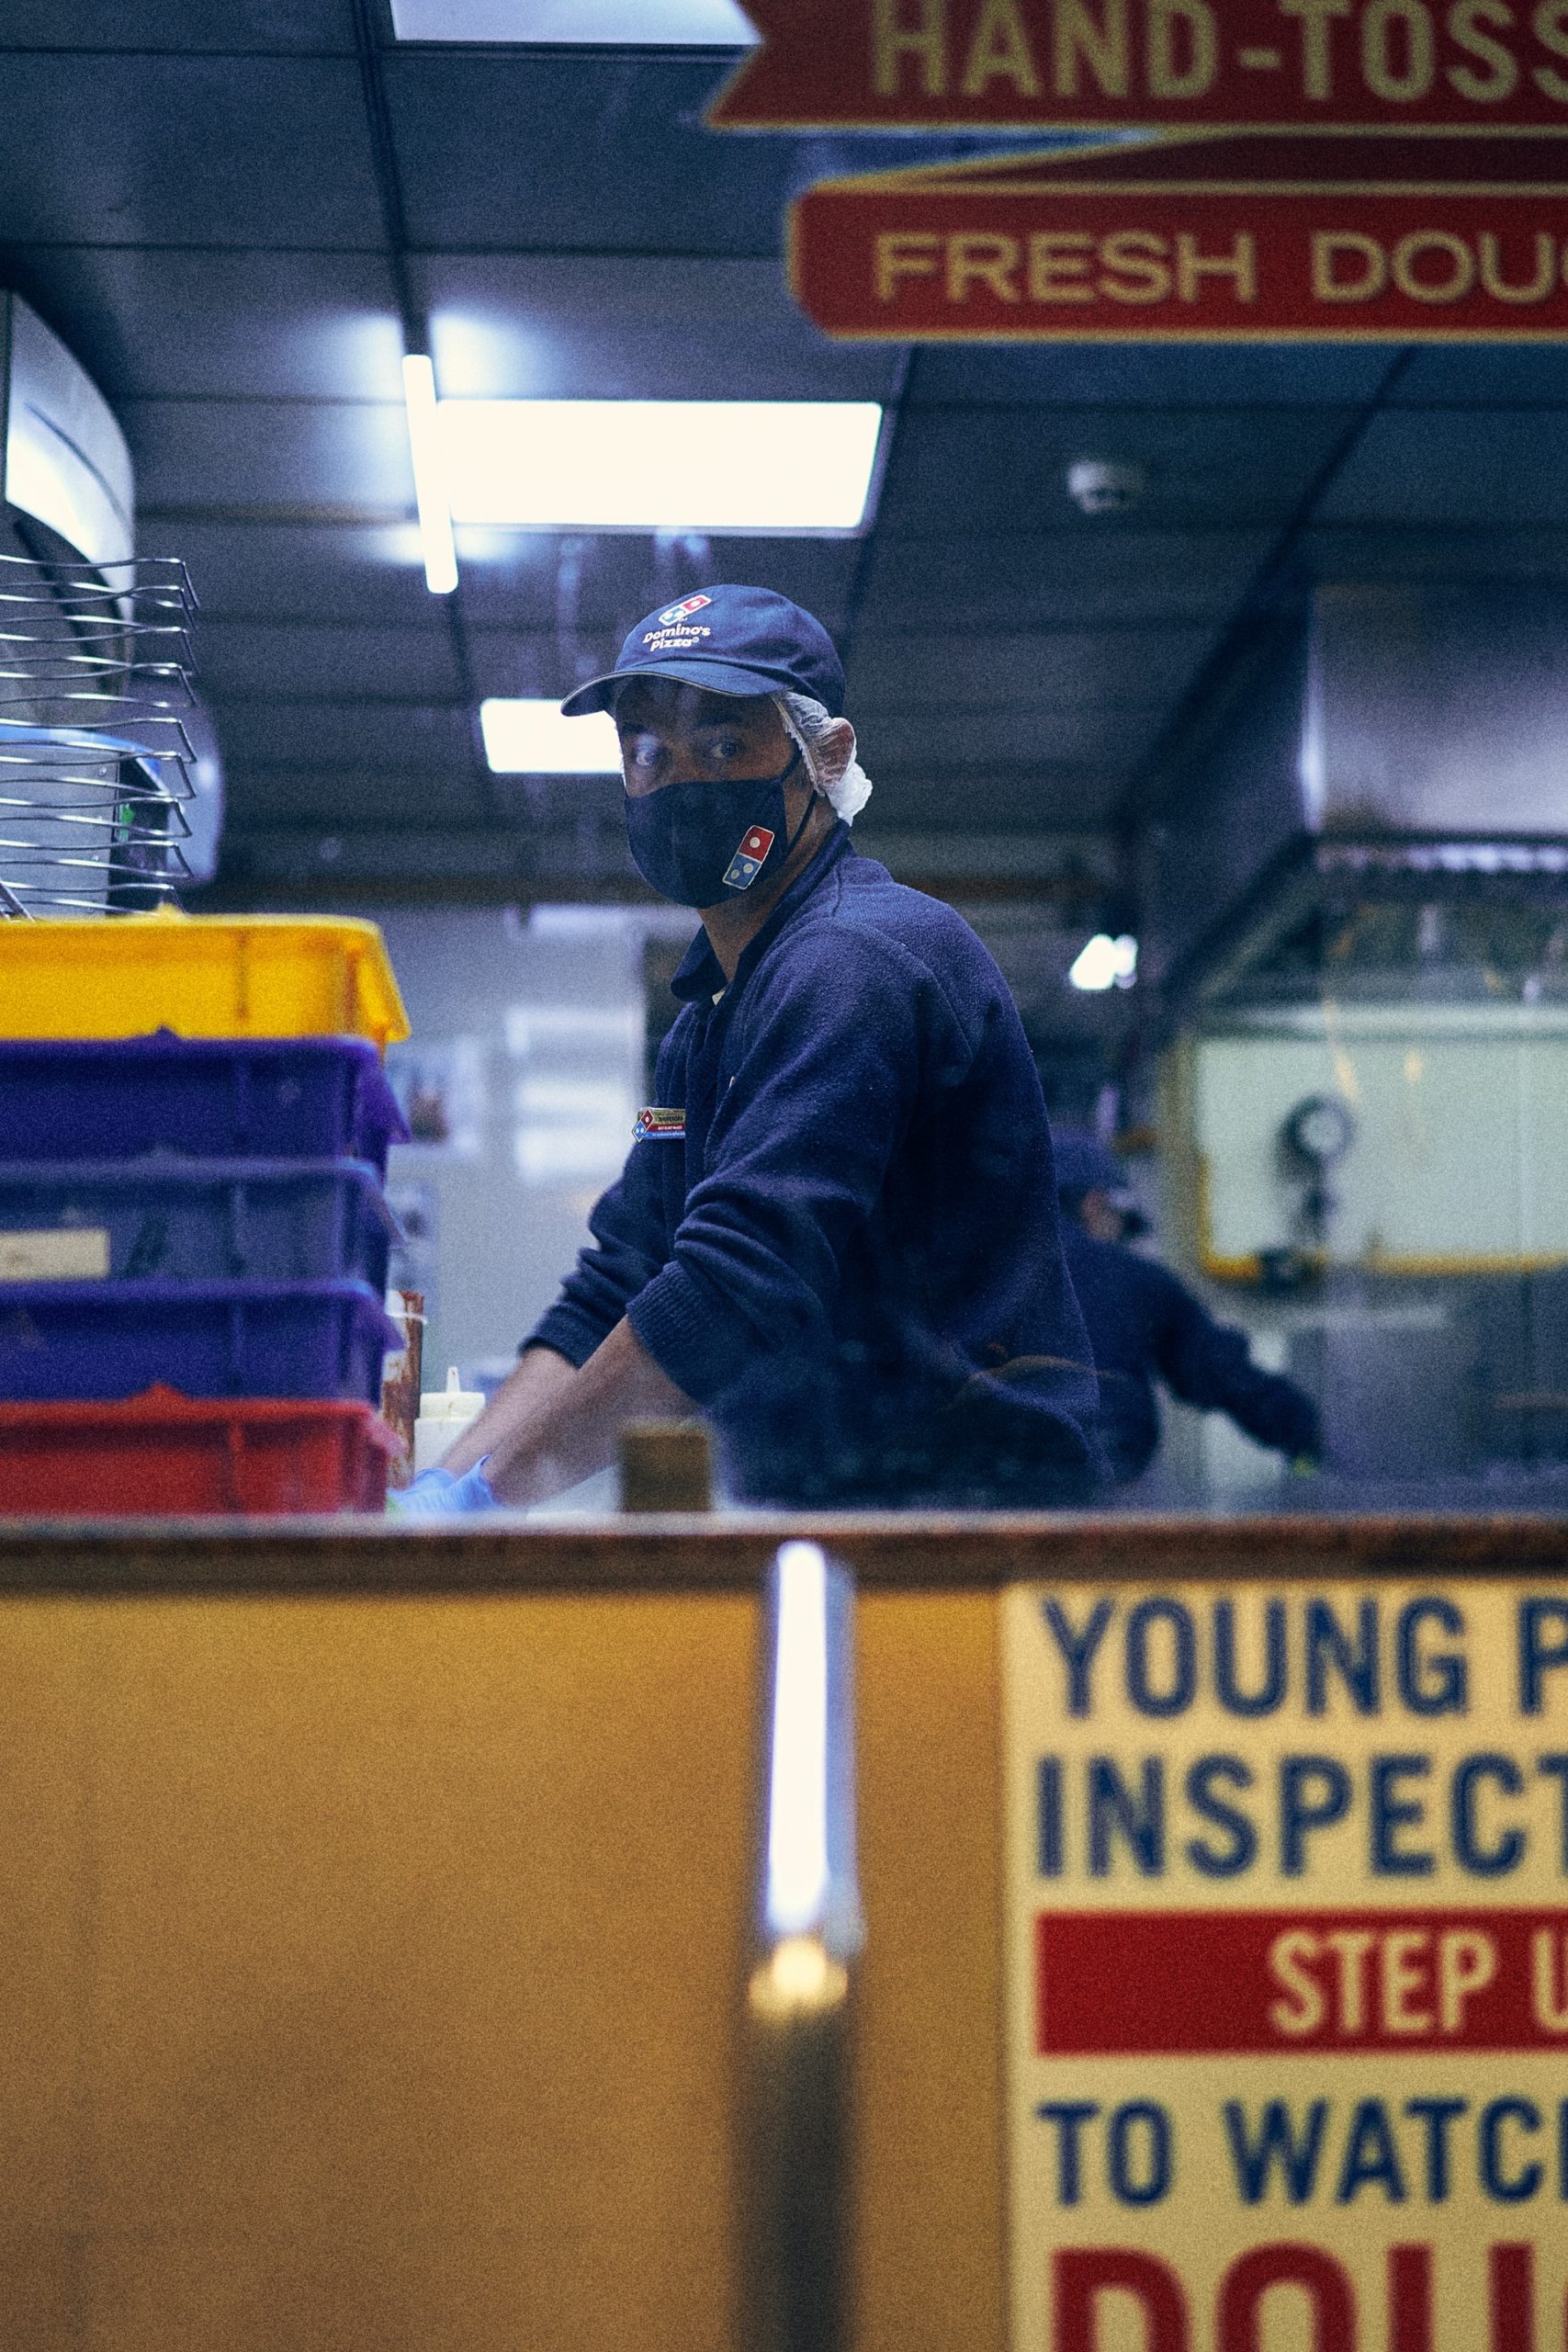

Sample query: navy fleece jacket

[1062,1222,1320,1485]
[527,826,1101,1505]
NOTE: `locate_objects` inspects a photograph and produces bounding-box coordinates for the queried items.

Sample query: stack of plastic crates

[0,912,413,1515]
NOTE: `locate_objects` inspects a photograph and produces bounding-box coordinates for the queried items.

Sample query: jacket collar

[671,820,852,1004]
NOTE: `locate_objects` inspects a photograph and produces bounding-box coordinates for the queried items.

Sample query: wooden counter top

[0,1509,1563,1591]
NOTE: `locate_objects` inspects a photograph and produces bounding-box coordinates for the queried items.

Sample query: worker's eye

[621,733,664,772]
[705,735,748,763]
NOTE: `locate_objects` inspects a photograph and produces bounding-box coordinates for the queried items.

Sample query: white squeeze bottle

[412,1366,486,1477]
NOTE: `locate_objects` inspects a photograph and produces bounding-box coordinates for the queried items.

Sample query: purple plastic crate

[0,1159,396,1289]
[0,1035,408,1174]
[0,1278,399,1404]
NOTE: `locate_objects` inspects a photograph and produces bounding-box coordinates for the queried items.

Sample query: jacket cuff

[626,1261,753,1407]
[525,1305,608,1371]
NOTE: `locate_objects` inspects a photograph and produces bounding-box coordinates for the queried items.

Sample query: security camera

[1066,458,1145,515]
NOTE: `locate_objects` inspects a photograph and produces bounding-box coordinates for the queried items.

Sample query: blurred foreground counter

[2,1511,1565,2352]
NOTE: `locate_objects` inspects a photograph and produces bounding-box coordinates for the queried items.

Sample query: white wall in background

[1195,1003,1568,1268]
[361,903,689,1386]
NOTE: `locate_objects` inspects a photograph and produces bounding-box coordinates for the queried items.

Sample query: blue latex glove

[390,1456,497,1516]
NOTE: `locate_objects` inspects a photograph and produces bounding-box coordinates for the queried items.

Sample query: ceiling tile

[164,521,436,625]
[0,55,381,245]
[846,625,1213,712]
[1305,524,1568,583]
[125,398,412,513]
[910,345,1391,410]
[417,255,897,401]
[198,619,462,701]
[485,774,625,830]
[864,707,1161,772]
[0,1,355,47]
[863,767,1127,830]
[857,529,1271,628]
[879,405,1358,537]
[465,629,619,700]
[1389,349,1568,407]
[1319,410,1568,527]
[2,249,402,401]
[389,55,776,254]
[226,768,492,828]
[386,55,960,257]
[215,698,476,769]
[452,531,861,636]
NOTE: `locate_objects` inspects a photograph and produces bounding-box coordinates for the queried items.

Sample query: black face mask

[623,746,813,909]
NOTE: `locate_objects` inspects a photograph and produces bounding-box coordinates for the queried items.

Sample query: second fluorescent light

[480,698,620,775]
[439,400,884,534]
[1070,934,1139,992]
[402,354,457,594]
[391,0,756,38]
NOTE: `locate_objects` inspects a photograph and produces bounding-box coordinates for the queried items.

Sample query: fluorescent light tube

[438,400,884,535]
[1069,933,1139,992]
[391,0,757,41]
[402,353,458,595]
[480,697,621,774]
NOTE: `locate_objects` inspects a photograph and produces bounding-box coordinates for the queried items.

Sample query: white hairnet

[775,692,874,825]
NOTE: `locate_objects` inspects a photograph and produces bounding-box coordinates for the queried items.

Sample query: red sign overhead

[713,0,1568,133]
[789,131,1568,340]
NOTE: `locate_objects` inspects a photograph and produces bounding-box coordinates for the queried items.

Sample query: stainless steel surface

[742,1540,863,2352]
[1311,582,1568,836]
[1150,584,1568,1009]
[0,551,199,916]
[0,293,135,571]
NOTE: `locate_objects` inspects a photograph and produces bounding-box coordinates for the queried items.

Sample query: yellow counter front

[1,1515,1562,2352]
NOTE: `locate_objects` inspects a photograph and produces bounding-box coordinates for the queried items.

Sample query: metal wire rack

[0,552,199,918]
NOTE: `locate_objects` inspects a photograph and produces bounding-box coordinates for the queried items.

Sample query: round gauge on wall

[1282,1093,1358,1170]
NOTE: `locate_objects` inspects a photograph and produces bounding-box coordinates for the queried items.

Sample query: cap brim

[559,658,790,718]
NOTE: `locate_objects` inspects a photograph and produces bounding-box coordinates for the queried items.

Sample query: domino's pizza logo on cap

[559,583,846,719]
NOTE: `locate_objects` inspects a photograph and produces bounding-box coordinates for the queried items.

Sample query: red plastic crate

[0,1385,399,1516]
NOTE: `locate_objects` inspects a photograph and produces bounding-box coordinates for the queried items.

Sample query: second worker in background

[1054,1130,1319,1490]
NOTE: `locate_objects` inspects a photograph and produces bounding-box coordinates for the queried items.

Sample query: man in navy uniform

[1055,1129,1319,1488]
[401,585,1101,1512]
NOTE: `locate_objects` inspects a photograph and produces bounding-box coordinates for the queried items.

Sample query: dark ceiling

[3,1,1566,910]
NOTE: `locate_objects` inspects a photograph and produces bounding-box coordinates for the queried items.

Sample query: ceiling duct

[0,293,133,573]
[1149,584,1568,1014]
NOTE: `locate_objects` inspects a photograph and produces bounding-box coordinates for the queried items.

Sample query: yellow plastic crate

[0,911,410,1053]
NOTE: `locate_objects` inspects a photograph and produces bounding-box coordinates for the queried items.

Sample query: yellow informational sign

[1002,1580,1568,2351]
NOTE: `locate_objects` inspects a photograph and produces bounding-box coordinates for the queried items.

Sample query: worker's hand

[389,1457,497,1516]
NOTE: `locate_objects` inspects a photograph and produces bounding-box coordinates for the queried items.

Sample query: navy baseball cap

[1054,1130,1134,1202]
[1054,1128,1152,1233]
[559,584,846,718]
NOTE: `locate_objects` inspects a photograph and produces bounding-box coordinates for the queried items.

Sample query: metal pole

[740,1542,864,2352]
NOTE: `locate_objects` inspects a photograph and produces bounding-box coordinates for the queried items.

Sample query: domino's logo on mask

[723,824,775,891]
[658,594,713,626]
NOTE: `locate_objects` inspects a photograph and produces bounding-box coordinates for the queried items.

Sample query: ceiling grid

[0,3,1560,900]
